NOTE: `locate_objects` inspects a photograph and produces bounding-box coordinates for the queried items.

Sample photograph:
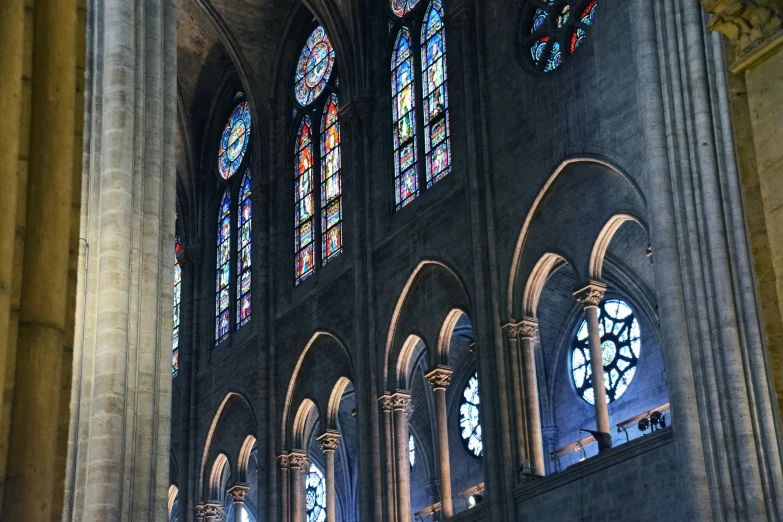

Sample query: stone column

[392,392,413,522]
[63,0,177,521]
[379,394,398,522]
[289,452,307,522]
[228,483,250,522]
[279,453,291,522]
[574,282,611,443]
[204,502,225,522]
[318,430,341,522]
[519,319,545,476]
[425,366,454,518]
[503,322,528,477]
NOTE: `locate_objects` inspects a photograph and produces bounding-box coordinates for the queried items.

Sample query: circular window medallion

[218,101,252,180]
[524,0,597,73]
[459,371,483,458]
[295,27,335,106]
[305,464,326,522]
[571,299,641,405]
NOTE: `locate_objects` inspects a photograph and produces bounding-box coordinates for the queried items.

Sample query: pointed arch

[237,435,257,483]
[295,116,316,284]
[236,170,252,328]
[320,93,342,264]
[216,189,231,344]
[421,0,451,186]
[391,27,419,210]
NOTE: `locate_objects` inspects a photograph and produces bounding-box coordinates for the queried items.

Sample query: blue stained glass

[320,93,342,264]
[218,102,252,179]
[392,28,419,210]
[545,41,562,71]
[532,8,548,32]
[295,117,316,284]
[421,0,451,187]
[295,27,335,106]
[459,372,483,458]
[215,190,231,344]
[557,5,570,27]
[306,464,326,522]
[236,171,251,328]
[529,0,598,72]
[571,299,640,404]
[531,36,549,63]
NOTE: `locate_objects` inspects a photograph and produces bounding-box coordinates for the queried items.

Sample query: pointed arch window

[213,93,254,345]
[173,235,182,376]
[237,171,252,328]
[525,0,597,72]
[293,25,342,285]
[216,190,231,345]
[389,0,452,211]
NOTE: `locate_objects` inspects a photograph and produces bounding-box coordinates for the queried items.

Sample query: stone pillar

[318,430,341,522]
[228,483,250,522]
[574,282,611,443]
[503,322,528,478]
[425,366,454,518]
[204,502,225,522]
[279,453,291,522]
[379,394,398,522]
[289,452,307,522]
[62,0,177,520]
[391,392,413,522]
[518,319,545,476]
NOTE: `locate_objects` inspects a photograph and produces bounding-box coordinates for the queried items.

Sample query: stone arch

[383,260,472,391]
[507,155,647,320]
[237,435,257,483]
[282,331,354,448]
[589,213,648,281]
[168,484,179,520]
[522,253,571,318]
[209,452,231,501]
[396,334,427,392]
[198,391,257,502]
[327,377,353,430]
[293,398,319,451]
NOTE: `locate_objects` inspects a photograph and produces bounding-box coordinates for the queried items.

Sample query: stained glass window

[236,171,252,328]
[320,94,342,264]
[526,0,597,73]
[421,0,451,187]
[306,464,326,522]
[459,371,483,458]
[295,27,335,107]
[572,299,640,405]
[391,28,418,210]
[173,236,182,376]
[391,0,421,17]
[295,117,316,284]
[409,433,415,468]
[215,190,231,344]
[218,102,252,179]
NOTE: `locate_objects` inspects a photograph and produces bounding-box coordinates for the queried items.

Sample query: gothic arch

[237,435,257,483]
[589,213,648,281]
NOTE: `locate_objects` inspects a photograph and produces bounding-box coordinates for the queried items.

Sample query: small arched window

[525,0,597,72]
[215,190,231,345]
[293,25,342,285]
[173,235,182,376]
[459,371,483,458]
[571,298,640,404]
[306,463,326,522]
[389,0,452,210]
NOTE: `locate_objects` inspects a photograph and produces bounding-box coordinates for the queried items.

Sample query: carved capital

[278,452,290,469]
[518,318,539,340]
[391,391,412,412]
[289,451,307,470]
[203,502,225,520]
[425,365,454,391]
[194,504,207,520]
[573,281,607,309]
[704,0,783,72]
[228,483,250,502]
[340,94,373,126]
[379,394,394,413]
[317,429,342,452]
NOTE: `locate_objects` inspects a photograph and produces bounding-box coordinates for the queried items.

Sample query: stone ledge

[448,503,487,522]
[514,427,674,503]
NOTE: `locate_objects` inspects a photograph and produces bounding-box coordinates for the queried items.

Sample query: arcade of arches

[2,0,783,521]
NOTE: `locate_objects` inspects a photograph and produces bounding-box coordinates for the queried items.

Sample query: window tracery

[459,371,483,458]
[389,0,452,211]
[216,190,231,345]
[293,25,342,284]
[218,101,252,179]
[571,299,640,405]
[236,171,252,328]
[306,463,326,522]
[173,235,181,376]
[526,0,597,72]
